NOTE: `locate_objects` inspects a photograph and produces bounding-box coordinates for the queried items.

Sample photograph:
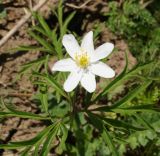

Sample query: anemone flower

[52,31,115,93]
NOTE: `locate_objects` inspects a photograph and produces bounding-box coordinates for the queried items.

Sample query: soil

[0,0,136,155]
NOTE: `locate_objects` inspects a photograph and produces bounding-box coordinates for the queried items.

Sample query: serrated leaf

[128,136,138,149]
[146,130,157,140]
[138,133,148,146]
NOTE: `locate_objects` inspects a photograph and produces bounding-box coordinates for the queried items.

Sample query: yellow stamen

[75,52,90,68]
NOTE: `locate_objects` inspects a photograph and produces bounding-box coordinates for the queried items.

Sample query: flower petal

[62,34,81,59]
[80,71,96,93]
[90,61,115,78]
[81,31,94,56]
[64,71,82,92]
[52,58,78,72]
[91,43,114,62]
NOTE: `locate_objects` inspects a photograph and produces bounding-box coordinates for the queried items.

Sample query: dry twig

[0,92,33,98]
[141,0,154,8]
[28,0,35,26]
[0,0,49,47]
[66,0,92,9]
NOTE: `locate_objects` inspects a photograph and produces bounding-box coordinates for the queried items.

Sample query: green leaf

[28,30,54,53]
[0,111,49,120]
[51,29,63,58]
[33,73,69,100]
[37,13,52,37]
[14,45,52,52]
[128,136,138,149]
[93,104,158,114]
[133,114,154,130]
[102,126,119,156]
[14,45,39,51]
[110,80,152,108]
[103,117,145,131]
[92,81,152,112]
[21,56,46,68]
[87,112,103,131]
[33,123,58,156]
[20,146,32,156]
[45,76,67,99]
[32,25,48,37]
[44,54,50,75]
[56,124,68,154]
[0,125,54,149]
[51,29,58,46]
[41,124,59,156]
[33,140,41,156]
[39,92,48,113]
[0,99,49,120]
[93,60,154,103]
[62,11,76,35]
[127,61,154,76]
[112,105,159,114]
[138,133,148,146]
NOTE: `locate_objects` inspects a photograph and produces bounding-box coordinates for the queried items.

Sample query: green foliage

[106,2,160,154]
[107,0,160,65]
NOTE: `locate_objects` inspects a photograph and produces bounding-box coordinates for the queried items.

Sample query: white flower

[52,31,115,93]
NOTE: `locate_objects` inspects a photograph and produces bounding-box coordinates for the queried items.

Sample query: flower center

[75,52,90,68]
